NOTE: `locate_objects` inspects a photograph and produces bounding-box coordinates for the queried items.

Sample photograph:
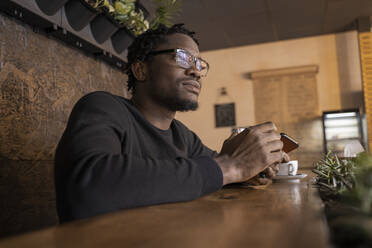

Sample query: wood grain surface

[0,171,331,248]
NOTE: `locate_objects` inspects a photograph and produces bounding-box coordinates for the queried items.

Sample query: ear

[131,61,147,81]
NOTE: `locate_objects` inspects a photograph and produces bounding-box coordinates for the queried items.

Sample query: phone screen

[280,133,299,153]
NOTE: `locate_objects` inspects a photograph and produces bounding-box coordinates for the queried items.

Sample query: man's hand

[243,152,290,186]
[215,122,284,185]
[264,152,290,177]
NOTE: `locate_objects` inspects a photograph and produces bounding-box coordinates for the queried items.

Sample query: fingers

[266,139,283,153]
[249,122,277,133]
[266,151,284,167]
[238,126,281,153]
[245,175,271,186]
[261,132,281,145]
[257,177,271,185]
[245,175,261,186]
[264,163,280,179]
[218,121,288,184]
[244,124,281,148]
[270,163,279,174]
[282,152,290,162]
[265,167,276,178]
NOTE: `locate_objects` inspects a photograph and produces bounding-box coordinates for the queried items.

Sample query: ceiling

[141,0,372,51]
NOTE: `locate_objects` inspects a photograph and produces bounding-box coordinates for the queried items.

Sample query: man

[54,24,287,223]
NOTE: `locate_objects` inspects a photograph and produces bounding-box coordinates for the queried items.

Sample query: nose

[185,65,201,80]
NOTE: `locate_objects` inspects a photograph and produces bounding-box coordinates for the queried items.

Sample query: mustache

[179,76,201,83]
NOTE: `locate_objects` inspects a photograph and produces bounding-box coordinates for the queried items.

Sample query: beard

[149,86,199,112]
[146,67,200,111]
[162,95,199,112]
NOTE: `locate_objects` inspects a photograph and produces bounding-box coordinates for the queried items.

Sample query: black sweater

[54,91,223,222]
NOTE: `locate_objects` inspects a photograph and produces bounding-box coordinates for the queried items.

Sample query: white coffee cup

[277,160,298,176]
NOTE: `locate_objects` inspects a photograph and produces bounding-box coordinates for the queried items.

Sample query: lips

[182,80,201,95]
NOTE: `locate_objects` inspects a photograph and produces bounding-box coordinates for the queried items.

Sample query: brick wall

[0,12,128,238]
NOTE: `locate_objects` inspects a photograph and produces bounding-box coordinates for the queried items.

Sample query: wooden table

[0,171,330,248]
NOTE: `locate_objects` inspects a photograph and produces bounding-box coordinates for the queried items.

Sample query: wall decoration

[214,87,236,128]
[248,65,322,168]
[215,103,236,127]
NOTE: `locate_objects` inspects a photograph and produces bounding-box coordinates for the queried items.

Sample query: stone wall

[0,12,128,238]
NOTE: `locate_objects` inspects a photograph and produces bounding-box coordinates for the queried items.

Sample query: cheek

[153,68,185,87]
[147,59,186,88]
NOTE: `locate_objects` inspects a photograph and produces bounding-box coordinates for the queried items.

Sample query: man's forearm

[214,155,252,185]
[56,153,222,222]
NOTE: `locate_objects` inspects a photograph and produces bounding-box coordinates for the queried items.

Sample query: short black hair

[125,23,199,94]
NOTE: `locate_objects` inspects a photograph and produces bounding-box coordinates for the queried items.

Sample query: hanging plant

[150,0,181,30]
[85,0,115,13]
[85,0,181,37]
[113,0,181,36]
[112,0,182,36]
[113,0,149,36]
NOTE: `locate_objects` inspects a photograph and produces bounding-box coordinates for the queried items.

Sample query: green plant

[346,153,372,214]
[113,0,149,36]
[86,0,181,36]
[313,152,356,195]
[85,0,115,13]
[313,152,372,214]
[150,0,181,30]
[115,0,182,36]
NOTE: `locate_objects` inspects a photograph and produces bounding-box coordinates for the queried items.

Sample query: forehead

[156,33,199,56]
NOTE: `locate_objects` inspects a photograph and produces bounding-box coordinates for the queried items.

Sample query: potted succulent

[313,152,372,247]
[110,0,181,53]
[110,0,148,53]
[64,0,180,51]
[65,0,100,31]
[35,0,70,16]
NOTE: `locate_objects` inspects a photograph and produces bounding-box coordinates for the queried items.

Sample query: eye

[178,50,189,60]
[196,60,202,70]
[176,50,192,68]
[196,59,207,71]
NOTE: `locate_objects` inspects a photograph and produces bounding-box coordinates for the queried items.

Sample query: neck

[131,95,175,130]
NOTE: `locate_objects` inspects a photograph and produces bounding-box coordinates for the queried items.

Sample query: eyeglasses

[148,48,209,77]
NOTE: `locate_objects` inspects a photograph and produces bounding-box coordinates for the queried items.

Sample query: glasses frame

[148,48,209,77]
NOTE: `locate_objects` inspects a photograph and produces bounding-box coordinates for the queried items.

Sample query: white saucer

[273,173,307,180]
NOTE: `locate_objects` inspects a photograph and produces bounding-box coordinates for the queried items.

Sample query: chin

[167,98,199,112]
[178,100,199,112]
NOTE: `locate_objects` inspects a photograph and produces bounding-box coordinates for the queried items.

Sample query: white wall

[176,31,362,152]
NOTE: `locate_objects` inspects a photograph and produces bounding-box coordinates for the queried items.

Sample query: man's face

[145,33,202,112]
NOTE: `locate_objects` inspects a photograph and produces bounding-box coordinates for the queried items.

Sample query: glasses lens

[176,50,192,69]
[196,59,208,76]
[175,49,209,77]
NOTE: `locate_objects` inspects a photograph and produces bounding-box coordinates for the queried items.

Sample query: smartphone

[280,133,299,153]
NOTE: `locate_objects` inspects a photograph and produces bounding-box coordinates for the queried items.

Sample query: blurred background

[0,0,371,239]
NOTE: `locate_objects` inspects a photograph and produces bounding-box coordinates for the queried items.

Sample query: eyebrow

[150,48,201,58]
[179,48,201,58]
[184,48,200,58]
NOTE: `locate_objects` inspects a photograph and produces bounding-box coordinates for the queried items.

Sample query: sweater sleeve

[54,92,223,222]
